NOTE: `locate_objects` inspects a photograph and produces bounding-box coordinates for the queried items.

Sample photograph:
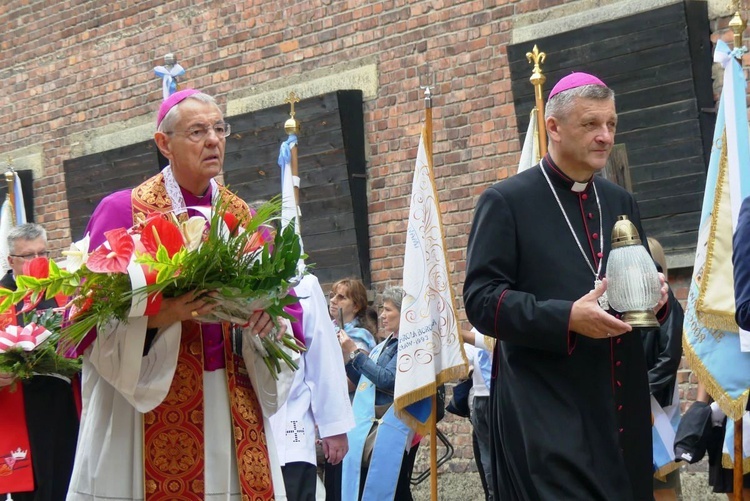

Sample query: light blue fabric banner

[683,39,750,423]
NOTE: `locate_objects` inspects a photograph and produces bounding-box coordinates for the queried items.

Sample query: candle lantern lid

[611,215,642,249]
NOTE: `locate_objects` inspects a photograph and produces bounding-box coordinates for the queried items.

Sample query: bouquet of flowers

[0,197,306,379]
[0,308,81,386]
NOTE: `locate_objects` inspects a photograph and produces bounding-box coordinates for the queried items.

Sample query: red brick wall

[2,0,747,477]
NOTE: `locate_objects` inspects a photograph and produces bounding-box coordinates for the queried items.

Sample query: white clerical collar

[570,181,588,193]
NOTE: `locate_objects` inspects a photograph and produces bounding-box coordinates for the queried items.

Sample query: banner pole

[422,84,438,501]
[285,92,302,232]
[729,7,746,499]
[430,394,438,501]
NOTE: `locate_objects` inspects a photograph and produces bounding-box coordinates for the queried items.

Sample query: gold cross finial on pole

[284,92,301,135]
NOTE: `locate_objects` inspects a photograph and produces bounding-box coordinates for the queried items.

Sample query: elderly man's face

[8,237,47,277]
[158,99,226,195]
[550,97,617,177]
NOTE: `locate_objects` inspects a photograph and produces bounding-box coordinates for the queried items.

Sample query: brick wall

[2,0,747,478]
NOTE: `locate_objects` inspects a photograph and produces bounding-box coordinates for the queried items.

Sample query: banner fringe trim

[683,331,749,421]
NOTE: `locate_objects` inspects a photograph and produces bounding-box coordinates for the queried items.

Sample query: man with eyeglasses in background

[0,223,80,501]
[67,88,296,501]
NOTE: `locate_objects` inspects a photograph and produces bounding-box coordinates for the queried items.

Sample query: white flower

[180,217,206,252]
[62,234,90,272]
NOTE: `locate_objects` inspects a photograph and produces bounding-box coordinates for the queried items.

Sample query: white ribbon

[127,260,149,318]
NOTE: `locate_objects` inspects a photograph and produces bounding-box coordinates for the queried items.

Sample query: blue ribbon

[153,64,186,100]
[278,134,298,180]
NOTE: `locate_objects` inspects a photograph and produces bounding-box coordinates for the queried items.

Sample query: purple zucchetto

[548,72,608,100]
[157,88,200,127]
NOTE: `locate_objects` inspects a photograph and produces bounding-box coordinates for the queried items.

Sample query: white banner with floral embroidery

[393,126,468,434]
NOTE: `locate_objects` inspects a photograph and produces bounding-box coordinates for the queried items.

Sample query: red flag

[0,387,34,493]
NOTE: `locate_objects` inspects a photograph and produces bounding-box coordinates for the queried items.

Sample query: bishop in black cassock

[463,73,669,501]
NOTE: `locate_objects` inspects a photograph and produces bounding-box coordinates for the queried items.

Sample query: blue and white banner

[683,40,750,422]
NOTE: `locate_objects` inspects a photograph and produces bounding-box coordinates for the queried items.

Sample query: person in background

[269,273,354,501]
[0,223,79,501]
[642,237,684,501]
[329,278,376,353]
[339,286,418,501]
[324,277,376,501]
[461,328,494,501]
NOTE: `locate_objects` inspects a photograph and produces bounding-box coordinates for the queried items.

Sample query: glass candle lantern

[605,215,661,328]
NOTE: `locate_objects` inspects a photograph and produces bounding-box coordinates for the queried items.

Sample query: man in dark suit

[0,223,79,501]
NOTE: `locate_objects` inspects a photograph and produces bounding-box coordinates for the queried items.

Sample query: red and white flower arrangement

[0,199,305,379]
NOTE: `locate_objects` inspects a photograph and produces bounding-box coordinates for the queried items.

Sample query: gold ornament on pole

[284,92,301,227]
[729,1,746,56]
[526,45,548,158]
[284,91,301,135]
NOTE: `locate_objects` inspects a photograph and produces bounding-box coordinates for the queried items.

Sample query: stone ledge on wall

[226,61,378,117]
[4,146,43,180]
[511,0,683,44]
[68,120,153,159]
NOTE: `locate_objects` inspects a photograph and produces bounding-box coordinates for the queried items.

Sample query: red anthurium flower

[18,257,51,313]
[244,231,268,254]
[86,228,135,273]
[141,214,185,257]
[223,212,240,236]
[20,293,42,314]
[22,257,50,279]
[69,295,94,321]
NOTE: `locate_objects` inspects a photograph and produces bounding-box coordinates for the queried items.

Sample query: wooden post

[430,393,438,501]
[735,419,743,501]
[601,144,632,192]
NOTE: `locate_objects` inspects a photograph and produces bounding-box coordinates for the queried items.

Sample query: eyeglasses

[10,251,49,260]
[166,123,231,143]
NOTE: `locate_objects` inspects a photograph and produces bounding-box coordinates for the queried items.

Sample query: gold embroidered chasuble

[132,173,275,501]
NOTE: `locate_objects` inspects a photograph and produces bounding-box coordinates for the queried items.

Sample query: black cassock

[464,158,662,501]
